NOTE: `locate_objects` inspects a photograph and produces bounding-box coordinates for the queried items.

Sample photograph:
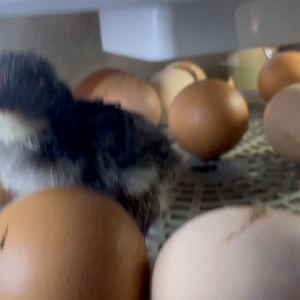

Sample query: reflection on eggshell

[92,73,162,126]
[258,51,300,101]
[168,79,249,158]
[152,206,300,300]
[152,61,206,123]
[264,83,300,162]
[0,188,149,300]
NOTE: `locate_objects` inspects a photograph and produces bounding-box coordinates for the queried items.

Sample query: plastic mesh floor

[146,102,300,264]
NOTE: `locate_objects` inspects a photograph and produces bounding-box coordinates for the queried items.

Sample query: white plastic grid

[146,102,300,263]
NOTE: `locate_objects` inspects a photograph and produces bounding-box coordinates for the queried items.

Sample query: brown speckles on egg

[152,207,300,300]
[224,207,269,243]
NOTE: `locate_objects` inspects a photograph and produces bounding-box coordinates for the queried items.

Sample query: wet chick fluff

[0,53,180,233]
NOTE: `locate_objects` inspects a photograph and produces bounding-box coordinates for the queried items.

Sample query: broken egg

[151,61,206,123]
[0,188,150,300]
[152,206,300,300]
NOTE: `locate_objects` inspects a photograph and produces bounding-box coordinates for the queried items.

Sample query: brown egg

[258,51,300,101]
[0,188,149,300]
[92,73,162,126]
[168,79,249,158]
[264,83,300,162]
[152,61,206,123]
[152,207,300,300]
[74,69,124,99]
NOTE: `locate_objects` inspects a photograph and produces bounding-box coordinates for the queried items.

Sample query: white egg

[152,207,300,300]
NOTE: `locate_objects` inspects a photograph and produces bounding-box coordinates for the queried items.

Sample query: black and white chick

[0,53,180,233]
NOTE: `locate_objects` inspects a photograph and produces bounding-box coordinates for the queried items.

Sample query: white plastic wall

[0,0,233,17]
[100,0,300,61]
[0,0,300,61]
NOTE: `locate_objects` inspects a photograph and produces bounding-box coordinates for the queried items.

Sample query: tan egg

[152,206,300,300]
[73,69,124,99]
[168,79,249,158]
[166,61,207,79]
[152,61,206,123]
[0,188,149,300]
[264,83,300,162]
[92,73,162,126]
[258,51,300,101]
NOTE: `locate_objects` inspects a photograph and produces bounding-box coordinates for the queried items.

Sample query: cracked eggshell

[0,188,149,300]
[152,207,300,300]
[151,61,206,123]
[264,83,300,162]
[92,73,162,126]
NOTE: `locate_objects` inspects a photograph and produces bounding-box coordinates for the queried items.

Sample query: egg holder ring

[146,102,300,265]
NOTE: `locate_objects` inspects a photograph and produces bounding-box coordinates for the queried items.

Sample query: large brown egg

[152,61,206,123]
[0,188,149,300]
[264,83,300,162]
[74,69,124,99]
[258,51,300,101]
[152,207,300,300]
[168,79,249,158]
[92,73,162,126]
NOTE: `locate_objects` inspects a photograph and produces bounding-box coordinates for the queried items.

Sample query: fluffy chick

[0,53,180,233]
